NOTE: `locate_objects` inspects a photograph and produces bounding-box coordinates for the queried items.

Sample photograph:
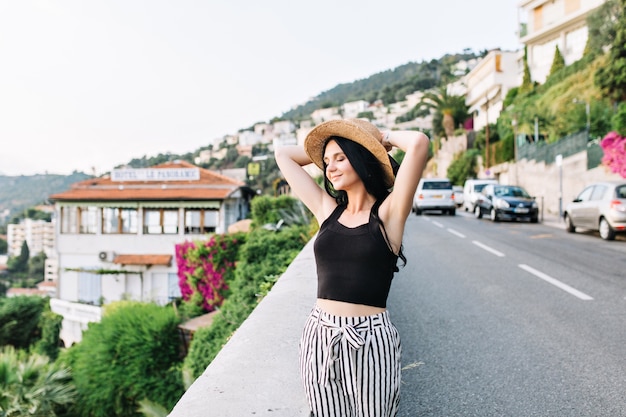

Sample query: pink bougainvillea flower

[174,234,243,313]
[600,131,626,178]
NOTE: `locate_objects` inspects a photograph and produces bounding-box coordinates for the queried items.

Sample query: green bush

[183,224,310,377]
[612,102,626,135]
[250,194,310,228]
[447,149,479,185]
[0,295,47,350]
[63,301,184,417]
[33,305,64,360]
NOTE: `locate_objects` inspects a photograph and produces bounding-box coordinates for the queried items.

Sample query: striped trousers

[299,306,402,417]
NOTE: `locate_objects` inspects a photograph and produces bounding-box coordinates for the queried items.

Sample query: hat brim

[304,119,395,188]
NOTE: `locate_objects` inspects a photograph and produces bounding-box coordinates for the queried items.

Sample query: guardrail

[168,239,316,417]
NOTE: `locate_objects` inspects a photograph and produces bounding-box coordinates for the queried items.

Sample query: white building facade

[48,161,253,346]
[7,218,55,258]
[464,50,521,131]
[518,0,606,84]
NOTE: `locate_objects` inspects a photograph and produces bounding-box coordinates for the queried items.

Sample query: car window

[423,181,451,190]
[510,187,531,198]
[615,185,626,199]
[494,187,507,197]
[576,186,594,202]
[474,184,487,192]
[590,185,607,201]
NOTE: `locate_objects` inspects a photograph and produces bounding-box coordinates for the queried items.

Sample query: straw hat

[304,118,394,188]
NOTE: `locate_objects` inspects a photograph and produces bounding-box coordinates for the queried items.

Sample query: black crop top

[314,202,399,308]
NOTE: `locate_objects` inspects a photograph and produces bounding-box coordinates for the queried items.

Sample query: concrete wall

[168,239,316,417]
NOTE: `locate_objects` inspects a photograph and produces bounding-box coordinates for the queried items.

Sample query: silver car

[413,178,456,215]
[563,181,626,240]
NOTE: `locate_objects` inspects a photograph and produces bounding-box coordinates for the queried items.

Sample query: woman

[275,118,429,416]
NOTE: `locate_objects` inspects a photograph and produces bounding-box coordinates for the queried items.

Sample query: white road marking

[447,228,466,238]
[472,240,505,257]
[518,264,594,301]
[432,221,444,228]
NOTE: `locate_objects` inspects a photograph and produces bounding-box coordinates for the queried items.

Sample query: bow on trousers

[318,316,371,389]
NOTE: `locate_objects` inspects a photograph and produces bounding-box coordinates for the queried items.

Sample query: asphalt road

[388,210,626,417]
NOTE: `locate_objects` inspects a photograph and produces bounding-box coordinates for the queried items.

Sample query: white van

[462,179,498,212]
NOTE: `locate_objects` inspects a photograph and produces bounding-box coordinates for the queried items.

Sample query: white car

[413,178,456,215]
[462,179,498,212]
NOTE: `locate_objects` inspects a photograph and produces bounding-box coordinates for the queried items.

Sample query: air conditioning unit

[98,251,116,262]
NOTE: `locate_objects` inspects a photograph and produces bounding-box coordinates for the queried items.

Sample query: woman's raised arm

[274,144,331,223]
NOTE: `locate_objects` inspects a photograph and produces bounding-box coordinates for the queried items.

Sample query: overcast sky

[0,0,521,176]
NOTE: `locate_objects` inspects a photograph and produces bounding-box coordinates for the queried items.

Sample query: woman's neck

[344,192,376,215]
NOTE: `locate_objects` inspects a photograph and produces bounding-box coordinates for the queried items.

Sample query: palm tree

[0,346,76,416]
[419,87,469,139]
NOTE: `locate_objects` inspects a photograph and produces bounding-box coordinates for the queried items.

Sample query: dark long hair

[321,136,406,267]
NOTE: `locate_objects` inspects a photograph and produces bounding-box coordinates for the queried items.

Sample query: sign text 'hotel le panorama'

[111,168,200,182]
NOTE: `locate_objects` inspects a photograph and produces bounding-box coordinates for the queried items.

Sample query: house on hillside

[464,49,520,132]
[518,0,606,84]
[48,160,254,347]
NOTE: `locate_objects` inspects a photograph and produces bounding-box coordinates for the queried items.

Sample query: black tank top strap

[319,204,345,229]
[369,199,398,264]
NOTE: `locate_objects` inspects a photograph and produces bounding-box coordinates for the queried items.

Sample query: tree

[549,45,566,76]
[594,0,626,103]
[28,251,47,281]
[520,46,533,94]
[0,346,76,417]
[420,87,469,138]
[0,295,47,349]
[0,238,7,254]
[7,241,29,275]
[585,0,621,58]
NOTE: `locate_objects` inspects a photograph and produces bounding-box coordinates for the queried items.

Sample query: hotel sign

[111,168,200,182]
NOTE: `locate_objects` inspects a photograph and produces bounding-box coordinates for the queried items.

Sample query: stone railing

[168,239,316,417]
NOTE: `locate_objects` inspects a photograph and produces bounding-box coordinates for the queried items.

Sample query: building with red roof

[48,160,254,346]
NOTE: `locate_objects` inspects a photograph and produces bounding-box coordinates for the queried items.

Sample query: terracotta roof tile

[113,254,172,266]
[49,161,246,202]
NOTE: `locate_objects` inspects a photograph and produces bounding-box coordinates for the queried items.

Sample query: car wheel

[599,218,616,240]
[530,216,539,224]
[474,205,482,219]
[414,208,422,216]
[564,214,575,233]
[490,208,499,222]
[449,209,456,216]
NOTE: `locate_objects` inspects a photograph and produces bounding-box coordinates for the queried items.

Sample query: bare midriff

[316,298,386,317]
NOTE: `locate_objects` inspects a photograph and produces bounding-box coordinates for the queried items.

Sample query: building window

[78,271,102,305]
[143,209,179,234]
[102,208,138,234]
[79,207,98,234]
[168,273,181,300]
[61,206,78,234]
[184,209,218,234]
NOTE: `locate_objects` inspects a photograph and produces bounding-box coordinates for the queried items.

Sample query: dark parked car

[563,181,626,240]
[474,184,539,222]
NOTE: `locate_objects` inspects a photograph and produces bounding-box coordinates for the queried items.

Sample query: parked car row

[413,177,626,242]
